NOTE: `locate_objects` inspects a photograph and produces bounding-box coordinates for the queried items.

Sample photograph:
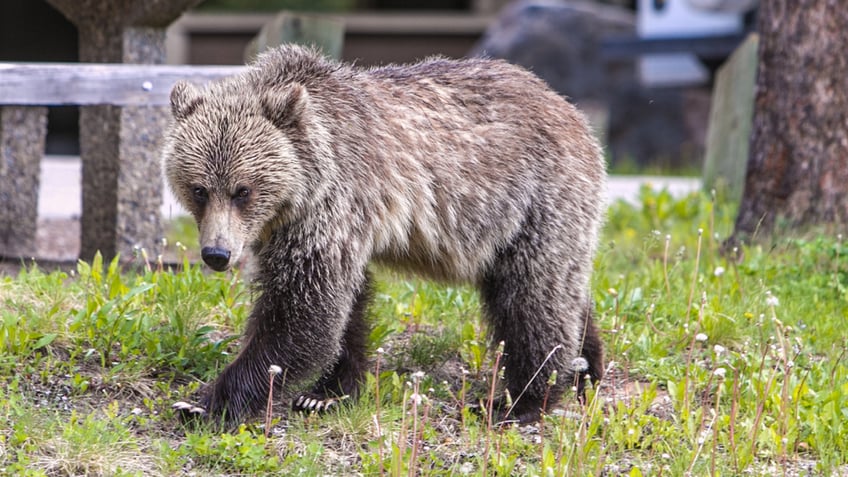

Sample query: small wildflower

[376,347,385,354]
[713,367,726,379]
[713,266,725,277]
[695,333,708,342]
[607,288,618,297]
[409,393,423,405]
[627,428,635,436]
[160,237,168,248]
[713,344,726,355]
[268,365,283,375]
[662,453,671,460]
[571,357,589,373]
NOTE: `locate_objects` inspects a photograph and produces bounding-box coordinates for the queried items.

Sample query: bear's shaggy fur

[163,45,606,425]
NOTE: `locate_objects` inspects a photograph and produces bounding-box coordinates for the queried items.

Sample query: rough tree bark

[732,0,848,241]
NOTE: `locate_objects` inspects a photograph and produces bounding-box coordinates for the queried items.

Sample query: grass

[1,185,847,476]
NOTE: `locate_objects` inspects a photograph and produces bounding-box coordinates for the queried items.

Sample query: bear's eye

[233,186,251,205]
[192,186,208,204]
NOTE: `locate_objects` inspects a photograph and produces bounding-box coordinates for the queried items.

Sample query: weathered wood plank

[245,12,345,62]
[702,33,758,203]
[0,63,245,106]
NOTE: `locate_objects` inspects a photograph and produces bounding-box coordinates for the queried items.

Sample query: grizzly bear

[164,45,606,425]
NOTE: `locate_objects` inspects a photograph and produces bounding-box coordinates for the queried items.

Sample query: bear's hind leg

[293,273,372,413]
[480,227,601,424]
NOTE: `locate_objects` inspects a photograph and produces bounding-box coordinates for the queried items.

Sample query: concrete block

[0,106,47,258]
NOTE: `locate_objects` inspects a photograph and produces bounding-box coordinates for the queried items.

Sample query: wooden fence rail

[0,63,242,261]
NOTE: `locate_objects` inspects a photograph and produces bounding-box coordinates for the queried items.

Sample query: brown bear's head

[163,79,314,271]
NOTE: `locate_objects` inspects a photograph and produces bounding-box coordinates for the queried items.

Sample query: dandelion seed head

[571,357,589,372]
[268,365,282,375]
[713,367,726,378]
[376,347,385,354]
[714,266,725,277]
[765,293,779,307]
[713,344,726,355]
[695,333,708,342]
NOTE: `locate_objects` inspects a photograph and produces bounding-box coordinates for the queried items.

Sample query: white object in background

[686,0,758,13]
[637,0,745,87]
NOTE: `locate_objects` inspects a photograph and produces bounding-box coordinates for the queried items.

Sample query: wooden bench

[0,63,244,261]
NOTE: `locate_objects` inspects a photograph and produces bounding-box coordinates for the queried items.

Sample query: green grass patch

[1,185,846,475]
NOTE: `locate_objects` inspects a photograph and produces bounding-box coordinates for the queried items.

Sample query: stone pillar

[46,0,202,261]
[0,107,48,258]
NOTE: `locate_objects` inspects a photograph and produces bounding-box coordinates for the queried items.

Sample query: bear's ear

[170,81,204,121]
[260,83,309,130]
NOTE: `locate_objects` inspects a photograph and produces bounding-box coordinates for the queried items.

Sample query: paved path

[38,155,702,219]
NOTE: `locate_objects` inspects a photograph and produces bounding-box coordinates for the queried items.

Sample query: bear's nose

[201,246,231,271]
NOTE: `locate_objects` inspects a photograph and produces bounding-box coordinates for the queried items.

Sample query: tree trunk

[732,0,848,240]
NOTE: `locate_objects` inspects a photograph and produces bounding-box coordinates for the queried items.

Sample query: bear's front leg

[177,239,368,426]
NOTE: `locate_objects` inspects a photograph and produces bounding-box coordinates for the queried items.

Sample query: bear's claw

[292,393,346,413]
[172,400,208,416]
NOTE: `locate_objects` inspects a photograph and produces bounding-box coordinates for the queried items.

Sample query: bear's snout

[201,246,231,271]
